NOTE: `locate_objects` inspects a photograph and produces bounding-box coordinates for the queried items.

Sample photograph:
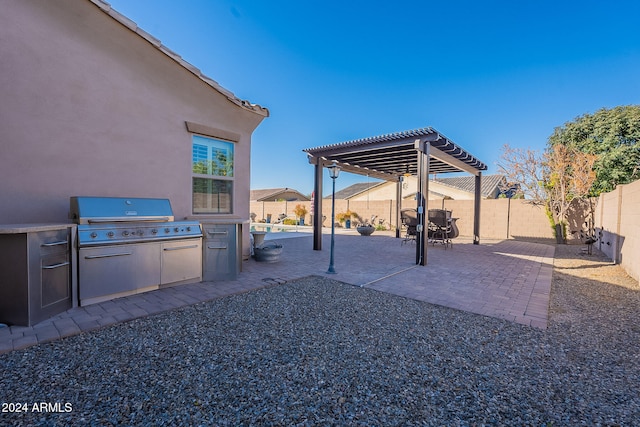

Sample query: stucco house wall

[347,182,398,201]
[427,181,476,200]
[347,177,491,202]
[1,0,267,257]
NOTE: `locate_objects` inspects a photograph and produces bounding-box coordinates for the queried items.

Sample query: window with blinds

[192,135,234,214]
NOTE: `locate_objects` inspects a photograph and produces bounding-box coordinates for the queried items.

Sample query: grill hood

[70,197,175,224]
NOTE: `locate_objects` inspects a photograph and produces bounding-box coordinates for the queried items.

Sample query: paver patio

[0,230,554,354]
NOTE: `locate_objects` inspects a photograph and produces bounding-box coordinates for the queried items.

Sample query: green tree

[547,105,640,195]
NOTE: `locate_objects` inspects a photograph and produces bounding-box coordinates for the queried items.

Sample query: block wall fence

[249,198,555,240]
[251,180,640,284]
[594,179,640,282]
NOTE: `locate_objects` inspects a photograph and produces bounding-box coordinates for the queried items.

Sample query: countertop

[0,223,76,234]
[186,216,246,224]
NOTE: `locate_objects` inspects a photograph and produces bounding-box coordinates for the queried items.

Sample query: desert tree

[543,144,598,225]
[496,144,546,203]
[547,105,640,195]
[499,142,599,241]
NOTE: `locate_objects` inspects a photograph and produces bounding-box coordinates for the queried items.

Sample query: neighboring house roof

[402,190,452,200]
[251,188,310,202]
[432,174,508,198]
[329,182,384,199]
[90,0,268,117]
[335,174,511,200]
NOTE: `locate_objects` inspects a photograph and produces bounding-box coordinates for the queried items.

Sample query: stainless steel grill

[70,197,203,305]
[71,197,201,247]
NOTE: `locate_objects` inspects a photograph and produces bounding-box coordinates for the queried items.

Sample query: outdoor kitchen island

[70,197,203,306]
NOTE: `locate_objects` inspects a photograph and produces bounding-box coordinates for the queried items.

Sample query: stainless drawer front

[79,243,161,301]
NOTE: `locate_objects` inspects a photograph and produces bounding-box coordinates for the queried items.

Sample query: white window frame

[192,134,234,214]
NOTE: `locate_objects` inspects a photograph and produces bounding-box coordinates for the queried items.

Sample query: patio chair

[571,221,601,255]
[428,209,456,249]
[273,213,288,224]
[400,208,418,245]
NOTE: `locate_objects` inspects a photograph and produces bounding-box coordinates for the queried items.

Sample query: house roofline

[90,0,269,117]
[343,182,387,199]
[251,188,310,201]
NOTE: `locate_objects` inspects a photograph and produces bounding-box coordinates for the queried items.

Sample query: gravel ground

[1,243,639,426]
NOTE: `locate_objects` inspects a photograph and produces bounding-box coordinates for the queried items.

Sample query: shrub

[336,210,357,223]
[293,204,308,218]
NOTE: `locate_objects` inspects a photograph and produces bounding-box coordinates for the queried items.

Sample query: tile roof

[433,174,507,198]
[251,188,310,201]
[330,182,383,199]
[337,174,508,200]
[89,0,268,117]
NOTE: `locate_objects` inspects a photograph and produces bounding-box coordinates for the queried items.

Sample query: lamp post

[327,161,341,274]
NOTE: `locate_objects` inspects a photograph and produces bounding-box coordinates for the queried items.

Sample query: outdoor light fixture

[327,161,341,274]
[328,161,341,180]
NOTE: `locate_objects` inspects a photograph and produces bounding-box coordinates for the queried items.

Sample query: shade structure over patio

[303,127,488,265]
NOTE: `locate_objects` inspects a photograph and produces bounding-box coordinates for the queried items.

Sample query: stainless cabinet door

[40,252,70,307]
[79,243,161,301]
[202,224,238,281]
[161,239,202,285]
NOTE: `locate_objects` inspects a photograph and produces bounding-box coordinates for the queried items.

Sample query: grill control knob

[186,226,191,232]
[90,232,98,238]
[164,228,170,233]
[107,231,115,238]
[174,227,180,232]
[122,230,130,236]
[151,229,158,234]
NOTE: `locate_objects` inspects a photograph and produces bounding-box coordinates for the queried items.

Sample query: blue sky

[108,0,640,195]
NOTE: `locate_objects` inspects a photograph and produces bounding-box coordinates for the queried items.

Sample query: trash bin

[555,223,565,244]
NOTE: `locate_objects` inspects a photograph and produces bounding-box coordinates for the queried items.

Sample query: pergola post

[395,177,402,238]
[312,159,323,251]
[473,172,482,245]
[415,140,429,266]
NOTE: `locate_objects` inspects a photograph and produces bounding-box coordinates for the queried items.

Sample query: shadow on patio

[246,232,554,329]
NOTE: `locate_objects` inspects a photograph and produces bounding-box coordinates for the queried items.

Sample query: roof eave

[90,0,269,118]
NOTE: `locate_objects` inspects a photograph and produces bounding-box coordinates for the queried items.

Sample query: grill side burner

[70,197,203,305]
